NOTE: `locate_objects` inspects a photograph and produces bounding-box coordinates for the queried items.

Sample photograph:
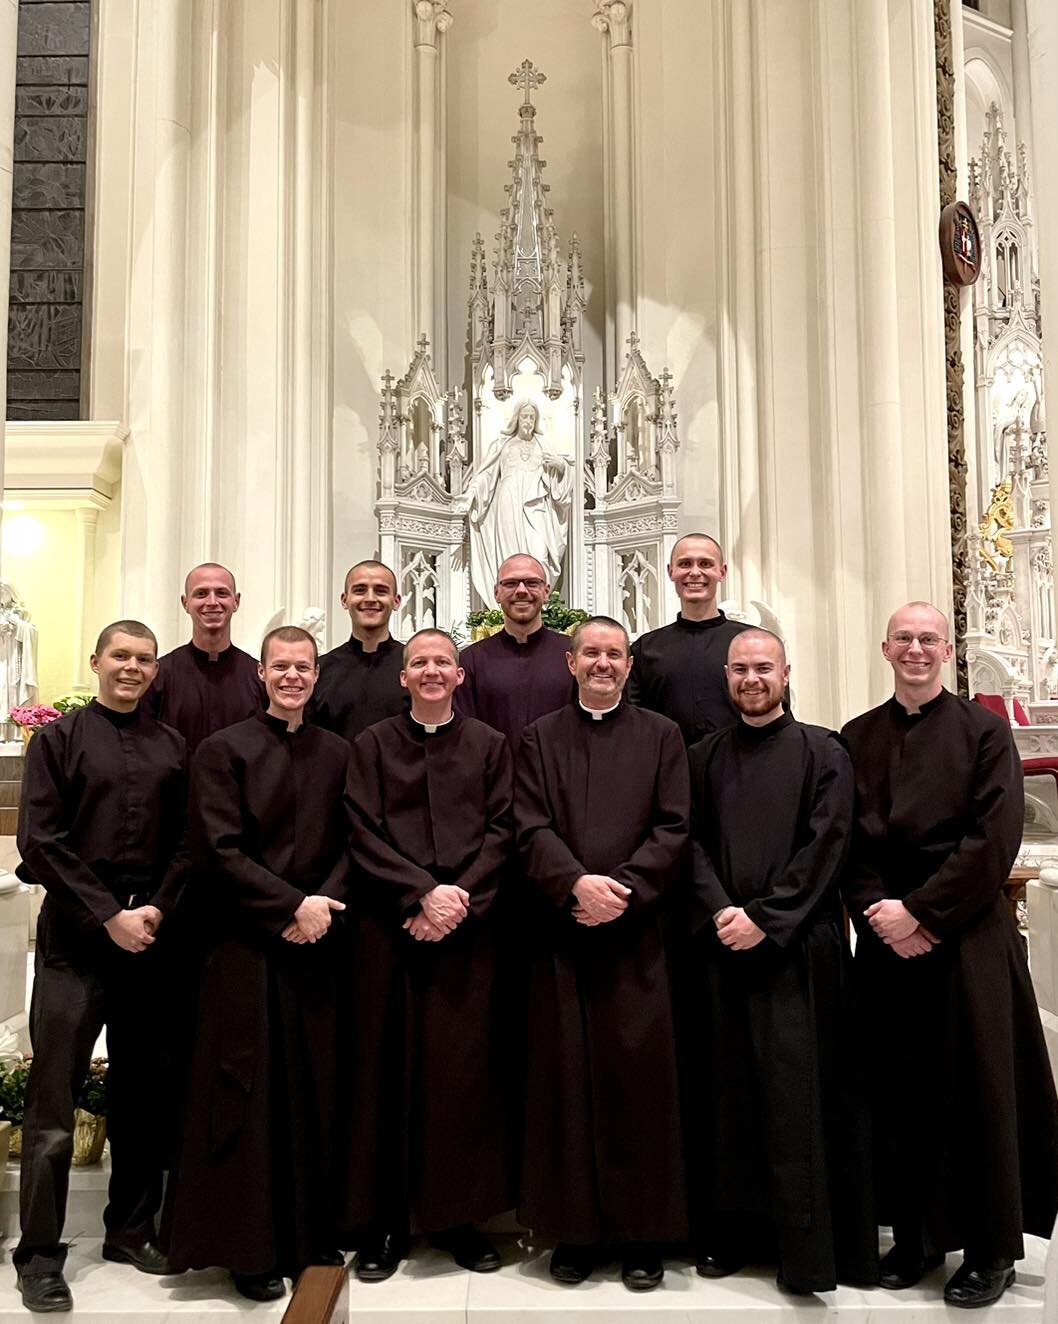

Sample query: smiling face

[668,536,727,617]
[91,631,159,712]
[182,565,240,643]
[341,562,400,640]
[567,621,632,708]
[259,637,318,720]
[494,554,549,628]
[400,632,464,715]
[725,631,788,723]
[882,602,953,702]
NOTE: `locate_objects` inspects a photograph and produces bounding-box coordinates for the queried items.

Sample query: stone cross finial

[509,59,546,106]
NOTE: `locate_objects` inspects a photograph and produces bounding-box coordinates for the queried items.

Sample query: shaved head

[344,559,398,595]
[885,600,949,639]
[728,626,786,666]
[497,553,548,585]
[670,533,724,566]
[184,562,236,595]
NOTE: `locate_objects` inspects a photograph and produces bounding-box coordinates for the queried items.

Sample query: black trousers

[15,900,171,1275]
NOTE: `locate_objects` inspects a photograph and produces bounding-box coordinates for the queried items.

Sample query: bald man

[311,561,407,743]
[628,534,750,745]
[842,602,1058,1308]
[455,553,574,751]
[148,563,264,752]
[685,630,875,1293]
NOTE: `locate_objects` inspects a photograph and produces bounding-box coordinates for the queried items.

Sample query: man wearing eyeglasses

[841,601,1058,1309]
[455,553,575,749]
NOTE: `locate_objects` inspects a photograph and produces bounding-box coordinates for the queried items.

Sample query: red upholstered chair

[973,693,1058,792]
[973,692,1011,720]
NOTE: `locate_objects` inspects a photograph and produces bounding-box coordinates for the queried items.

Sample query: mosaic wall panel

[7,1,91,421]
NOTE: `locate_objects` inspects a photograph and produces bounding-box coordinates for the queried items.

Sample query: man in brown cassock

[163,626,350,1303]
[343,629,512,1281]
[842,601,1058,1308]
[147,563,263,752]
[686,629,877,1294]
[515,616,689,1292]
[311,560,407,742]
[455,552,574,749]
[14,622,188,1314]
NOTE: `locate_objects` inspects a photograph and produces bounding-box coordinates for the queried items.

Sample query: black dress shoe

[354,1233,407,1282]
[16,1270,72,1313]
[101,1240,172,1275]
[432,1225,501,1273]
[879,1244,945,1289]
[943,1260,1015,1308]
[314,1249,347,1267]
[549,1243,596,1284]
[695,1250,744,1278]
[232,1271,286,1301]
[621,1245,664,1292]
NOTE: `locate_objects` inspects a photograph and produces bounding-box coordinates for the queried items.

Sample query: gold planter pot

[72,1110,106,1166]
[9,1125,21,1159]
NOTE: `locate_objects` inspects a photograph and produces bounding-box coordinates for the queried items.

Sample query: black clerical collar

[736,710,794,741]
[674,610,729,632]
[189,640,236,663]
[404,708,458,740]
[346,633,400,658]
[89,698,141,728]
[498,624,549,649]
[889,687,950,721]
[256,709,307,737]
[574,698,624,723]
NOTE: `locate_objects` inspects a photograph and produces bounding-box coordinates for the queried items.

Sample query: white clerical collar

[411,711,455,735]
[578,699,621,721]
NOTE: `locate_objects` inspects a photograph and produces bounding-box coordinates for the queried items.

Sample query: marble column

[593,1,636,380]
[412,0,451,357]
[1025,0,1058,653]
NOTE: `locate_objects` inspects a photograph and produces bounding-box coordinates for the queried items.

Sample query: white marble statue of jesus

[461,399,573,604]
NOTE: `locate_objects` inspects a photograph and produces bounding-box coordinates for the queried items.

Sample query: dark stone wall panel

[9,210,84,269]
[16,3,90,56]
[14,115,86,161]
[9,271,82,303]
[16,55,88,83]
[7,400,81,420]
[16,86,87,115]
[8,304,82,369]
[13,161,84,209]
[7,369,80,399]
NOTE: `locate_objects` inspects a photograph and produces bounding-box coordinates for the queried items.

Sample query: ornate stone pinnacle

[509,59,546,106]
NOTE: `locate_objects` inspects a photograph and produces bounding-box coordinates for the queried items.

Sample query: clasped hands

[281,895,346,945]
[864,898,940,958]
[713,906,765,951]
[570,874,632,926]
[403,883,471,942]
[104,905,163,954]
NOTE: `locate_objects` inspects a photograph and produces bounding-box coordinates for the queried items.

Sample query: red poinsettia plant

[9,704,62,731]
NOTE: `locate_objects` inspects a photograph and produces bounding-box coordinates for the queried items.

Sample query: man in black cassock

[311,560,406,742]
[628,533,749,744]
[842,601,1058,1308]
[163,626,350,1304]
[454,552,574,749]
[14,621,188,1314]
[515,616,689,1292]
[342,629,512,1281]
[146,563,263,752]
[686,628,877,1294]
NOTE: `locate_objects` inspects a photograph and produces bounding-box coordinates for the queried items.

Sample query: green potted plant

[0,1056,32,1158]
[73,1058,108,1166]
[467,592,588,640]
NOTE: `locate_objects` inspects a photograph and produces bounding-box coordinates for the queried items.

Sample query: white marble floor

[0,1236,1048,1323]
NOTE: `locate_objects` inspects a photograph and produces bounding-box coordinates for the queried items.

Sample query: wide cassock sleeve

[316,745,354,904]
[514,722,586,906]
[190,738,306,937]
[901,719,1024,937]
[611,721,691,911]
[742,735,854,947]
[688,739,733,934]
[151,740,193,917]
[452,735,514,918]
[16,728,122,930]
[345,730,439,915]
